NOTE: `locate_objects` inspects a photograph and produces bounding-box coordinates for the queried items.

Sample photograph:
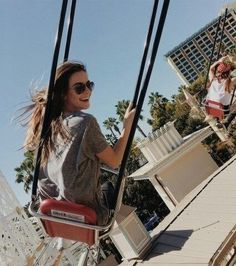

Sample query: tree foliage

[15,150,34,193]
[147,92,175,130]
[103,117,121,139]
[115,99,147,137]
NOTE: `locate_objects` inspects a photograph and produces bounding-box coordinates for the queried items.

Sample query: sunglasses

[72,80,94,94]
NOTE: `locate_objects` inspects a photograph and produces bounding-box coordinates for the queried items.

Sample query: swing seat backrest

[205,99,225,120]
[39,199,97,246]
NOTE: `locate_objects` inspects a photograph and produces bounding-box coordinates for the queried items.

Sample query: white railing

[137,122,184,162]
[0,170,89,266]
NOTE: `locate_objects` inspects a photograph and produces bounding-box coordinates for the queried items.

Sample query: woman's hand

[123,102,136,131]
[218,55,229,63]
[96,101,136,169]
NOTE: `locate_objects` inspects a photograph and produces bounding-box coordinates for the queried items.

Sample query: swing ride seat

[39,199,97,246]
[204,99,225,120]
[29,199,116,246]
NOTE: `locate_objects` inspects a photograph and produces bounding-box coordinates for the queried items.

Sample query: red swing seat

[205,99,225,120]
[39,199,97,246]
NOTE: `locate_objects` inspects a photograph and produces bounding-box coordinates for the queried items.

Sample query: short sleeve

[82,116,108,159]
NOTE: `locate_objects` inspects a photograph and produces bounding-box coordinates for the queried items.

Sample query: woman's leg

[101,181,115,210]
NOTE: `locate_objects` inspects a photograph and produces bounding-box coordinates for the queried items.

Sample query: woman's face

[64,70,93,112]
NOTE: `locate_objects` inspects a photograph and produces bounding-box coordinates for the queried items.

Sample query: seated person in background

[206,56,236,127]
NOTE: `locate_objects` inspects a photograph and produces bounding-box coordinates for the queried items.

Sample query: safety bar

[202,98,230,113]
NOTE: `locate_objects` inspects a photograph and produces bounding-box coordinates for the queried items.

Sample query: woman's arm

[96,102,135,169]
[208,61,218,82]
[208,56,228,82]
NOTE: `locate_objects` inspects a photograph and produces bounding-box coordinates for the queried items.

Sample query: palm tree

[105,133,117,146]
[108,117,121,135]
[15,150,34,193]
[115,99,147,137]
[113,123,121,135]
[147,92,174,130]
[103,117,119,139]
[148,92,170,113]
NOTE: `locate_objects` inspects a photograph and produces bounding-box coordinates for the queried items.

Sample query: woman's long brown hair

[23,61,86,165]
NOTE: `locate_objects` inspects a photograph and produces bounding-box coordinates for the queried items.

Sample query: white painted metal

[110,206,151,260]
[121,155,236,266]
[136,122,184,163]
[0,170,20,216]
[0,170,92,266]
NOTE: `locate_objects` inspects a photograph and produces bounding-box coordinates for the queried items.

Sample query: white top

[206,79,231,106]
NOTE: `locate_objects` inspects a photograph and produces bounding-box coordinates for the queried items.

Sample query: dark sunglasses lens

[73,81,94,94]
[74,84,86,94]
[87,81,94,91]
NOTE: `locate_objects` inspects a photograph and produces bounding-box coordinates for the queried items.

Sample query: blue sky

[1,0,234,205]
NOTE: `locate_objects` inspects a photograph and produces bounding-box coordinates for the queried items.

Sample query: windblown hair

[219,73,231,93]
[23,61,87,165]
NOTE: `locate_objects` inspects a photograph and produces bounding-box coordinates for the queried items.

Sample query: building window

[165,11,236,84]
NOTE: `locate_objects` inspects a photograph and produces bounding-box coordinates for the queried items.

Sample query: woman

[206,56,236,126]
[207,58,235,109]
[24,61,135,225]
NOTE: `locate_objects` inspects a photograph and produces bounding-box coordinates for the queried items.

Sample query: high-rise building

[165,6,236,85]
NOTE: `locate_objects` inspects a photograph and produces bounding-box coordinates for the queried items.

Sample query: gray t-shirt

[38,112,109,225]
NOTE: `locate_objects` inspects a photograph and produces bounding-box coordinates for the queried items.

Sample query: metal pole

[132,0,159,106]
[64,0,77,62]
[216,8,228,60]
[112,0,170,210]
[32,0,68,199]
[202,15,222,91]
